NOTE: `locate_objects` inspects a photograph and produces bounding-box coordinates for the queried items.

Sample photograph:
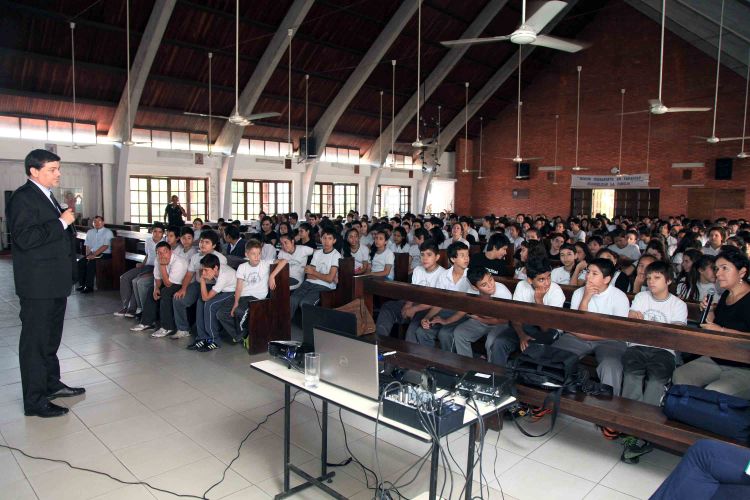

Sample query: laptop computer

[313,326,381,400]
[302,304,358,349]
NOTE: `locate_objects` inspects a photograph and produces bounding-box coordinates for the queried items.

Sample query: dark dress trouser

[19,297,67,410]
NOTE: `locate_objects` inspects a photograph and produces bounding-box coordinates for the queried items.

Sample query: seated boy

[277,233,314,290]
[449,266,512,357]
[130,242,188,335]
[470,232,513,277]
[76,215,114,293]
[115,222,164,317]
[409,241,471,348]
[622,261,687,405]
[491,257,566,366]
[171,230,226,339]
[408,228,430,272]
[289,227,341,319]
[375,240,445,337]
[187,254,237,352]
[216,240,287,343]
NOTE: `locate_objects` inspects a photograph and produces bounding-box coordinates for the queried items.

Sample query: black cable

[0,391,300,500]
[492,408,506,500]
[338,407,379,491]
[306,393,352,468]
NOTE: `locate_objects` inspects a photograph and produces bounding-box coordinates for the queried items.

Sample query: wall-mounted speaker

[515,162,530,180]
[299,137,316,158]
[715,158,733,180]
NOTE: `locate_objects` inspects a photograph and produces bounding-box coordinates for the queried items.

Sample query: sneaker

[598,425,621,440]
[135,308,142,315]
[187,340,206,351]
[130,323,153,332]
[621,436,653,464]
[197,341,220,352]
[530,406,552,422]
[114,308,128,317]
[150,328,173,338]
[123,310,136,318]
[170,330,191,339]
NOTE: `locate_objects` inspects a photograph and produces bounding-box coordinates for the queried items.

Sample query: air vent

[255,158,284,165]
[156,150,193,160]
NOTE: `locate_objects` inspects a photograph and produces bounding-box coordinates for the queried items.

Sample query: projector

[268,340,310,369]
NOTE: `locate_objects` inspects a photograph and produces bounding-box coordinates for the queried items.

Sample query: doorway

[592,189,615,218]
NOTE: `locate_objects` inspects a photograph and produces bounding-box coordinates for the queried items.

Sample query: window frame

[374,185,411,217]
[230,179,292,221]
[312,182,358,218]
[129,175,208,224]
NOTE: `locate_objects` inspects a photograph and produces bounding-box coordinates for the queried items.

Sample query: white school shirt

[210,265,237,294]
[509,235,525,250]
[153,253,189,285]
[440,237,469,250]
[360,234,373,248]
[467,228,479,241]
[235,259,273,298]
[628,291,688,354]
[513,280,566,308]
[262,243,277,261]
[307,248,341,290]
[411,265,445,288]
[439,266,470,293]
[349,245,370,273]
[570,284,630,317]
[468,282,512,299]
[188,251,227,282]
[174,244,197,262]
[278,245,314,290]
[408,244,421,272]
[371,248,395,280]
[388,241,411,254]
[144,236,162,266]
[702,244,721,257]
[550,266,586,286]
[568,229,587,243]
[608,243,642,262]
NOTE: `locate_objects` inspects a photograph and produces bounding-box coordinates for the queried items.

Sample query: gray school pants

[119,265,153,311]
[552,333,627,396]
[451,318,507,359]
[621,346,675,406]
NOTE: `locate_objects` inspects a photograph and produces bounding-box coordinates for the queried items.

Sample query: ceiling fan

[60,22,96,150]
[116,0,150,147]
[625,0,711,116]
[540,114,561,183]
[570,65,589,171]
[224,0,282,127]
[502,50,542,164]
[738,49,750,159]
[441,0,588,53]
[693,1,749,145]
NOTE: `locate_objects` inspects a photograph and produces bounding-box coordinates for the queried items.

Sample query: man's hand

[174,287,187,300]
[60,208,75,226]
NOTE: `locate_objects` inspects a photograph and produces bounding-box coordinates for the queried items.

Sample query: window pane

[151,130,171,149]
[20,118,47,140]
[74,123,97,144]
[189,133,208,151]
[47,121,72,142]
[0,116,20,138]
[132,128,152,147]
[237,138,250,155]
[172,131,190,150]
[264,141,279,157]
[250,140,264,156]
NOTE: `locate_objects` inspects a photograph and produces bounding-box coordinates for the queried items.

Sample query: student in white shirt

[411,242,471,348]
[677,254,717,302]
[172,230,227,337]
[551,243,587,286]
[702,226,726,256]
[115,223,164,317]
[367,230,395,280]
[277,233,314,290]
[491,257,566,366]
[388,226,411,254]
[441,223,469,250]
[622,261,687,406]
[131,242,189,335]
[290,228,341,319]
[408,228,430,272]
[76,215,114,293]
[568,218,587,243]
[553,258,631,397]
[189,253,237,351]
[608,232,642,262]
[375,240,445,337]
[215,239,287,346]
[343,228,370,274]
[449,266,512,358]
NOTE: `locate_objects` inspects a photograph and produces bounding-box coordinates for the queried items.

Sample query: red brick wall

[464,3,749,219]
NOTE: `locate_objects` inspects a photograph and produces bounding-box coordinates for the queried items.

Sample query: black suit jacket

[8,180,76,299]
[226,238,246,258]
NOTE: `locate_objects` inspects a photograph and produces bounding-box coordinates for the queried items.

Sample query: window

[374,186,411,217]
[231,180,292,220]
[320,146,360,164]
[312,182,358,217]
[0,116,20,138]
[129,176,208,224]
[20,118,47,140]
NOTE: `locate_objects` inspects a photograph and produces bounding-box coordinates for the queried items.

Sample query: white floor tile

[215,432,314,484]
[218,485,272,499]
[72,396,152,428]
[600,461,672,499]
[156,397,236,432]
[0,412,87,448]
[145,455,251,500]
[90,413,179,451]
[113,432,211,480]
[90,485,157,500]
[499,458,596,500]
[11,429,112,477]
[181,413,272,455]
[130,382,202,412]
[26,453,136,500]
[584,484,638,500]
[0,479,38,500]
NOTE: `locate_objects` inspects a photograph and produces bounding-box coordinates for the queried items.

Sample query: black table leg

[283,384,291,493]
[465,423,477,500]
[321,400,328,478]
[429,439,440,499]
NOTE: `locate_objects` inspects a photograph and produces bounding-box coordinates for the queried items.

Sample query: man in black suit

[8,149,85,418]
[223,225,246,258]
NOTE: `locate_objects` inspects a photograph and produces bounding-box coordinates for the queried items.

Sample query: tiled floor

[0,257,679,499]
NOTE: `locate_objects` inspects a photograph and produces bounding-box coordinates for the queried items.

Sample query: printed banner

[571,173,650,189]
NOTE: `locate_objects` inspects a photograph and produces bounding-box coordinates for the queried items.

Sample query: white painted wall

[0,136,457,223]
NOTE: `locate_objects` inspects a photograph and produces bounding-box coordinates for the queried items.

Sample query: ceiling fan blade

[440,35,510,47]
[183,111,232,119]
[619,110,649,116]
[531,35,589,53]
[716,136,750,142]
[665,107,711,113]
[245,111,282,121]
[525,1,567,31]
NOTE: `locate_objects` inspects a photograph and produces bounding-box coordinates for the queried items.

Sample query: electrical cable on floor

[492,407,507,500]
[0,390,301,500]
[306,393,352,468]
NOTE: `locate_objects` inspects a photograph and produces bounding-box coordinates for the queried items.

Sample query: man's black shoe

[80,287,94,294]
[25,402,69,418]
[76,285,86,292]
[48,386,86,399]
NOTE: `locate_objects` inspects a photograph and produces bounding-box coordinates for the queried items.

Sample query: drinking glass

[304,352,320,389]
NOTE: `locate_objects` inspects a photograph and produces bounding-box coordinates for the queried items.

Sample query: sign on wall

[571,173,650,189]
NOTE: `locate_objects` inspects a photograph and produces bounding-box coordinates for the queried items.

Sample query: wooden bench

[357,278,750,453]
[244,264,291,354]
[319,257,356,308]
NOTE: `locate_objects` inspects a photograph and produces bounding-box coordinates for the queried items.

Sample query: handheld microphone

[699,290,716,326]
[59,203,69,211]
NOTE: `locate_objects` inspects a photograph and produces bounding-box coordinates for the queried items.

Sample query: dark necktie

[49,192,63,214]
